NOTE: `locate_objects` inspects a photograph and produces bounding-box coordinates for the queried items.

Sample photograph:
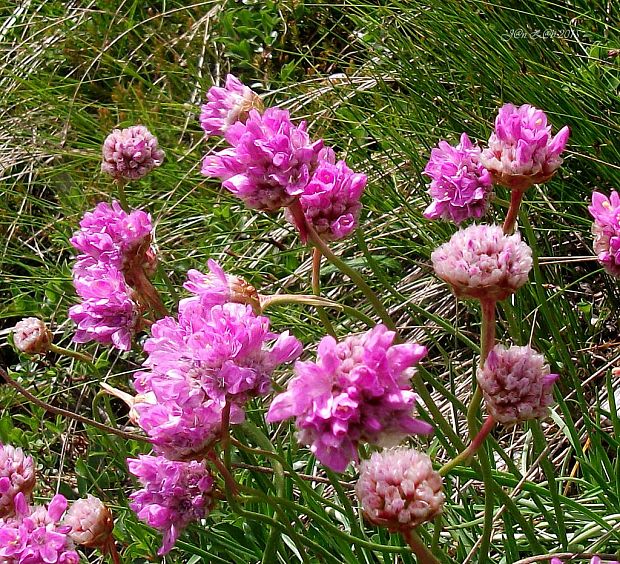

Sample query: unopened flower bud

[102,125,164,181]
[64,495,114,548]
[0,444,36,518]
[12,317,52,355]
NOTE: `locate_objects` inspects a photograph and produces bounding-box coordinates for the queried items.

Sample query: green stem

[48,343,93,364]
[477,446,495,563]
[402,529,441,564]
[116,179,129,212]
[312,247,338,338]
[439,416,495,476]
[502,189,524,235]
[156,262,179,306]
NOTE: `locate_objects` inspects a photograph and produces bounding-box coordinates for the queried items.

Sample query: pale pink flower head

[477,344,559,425]
[0,444,36,519]
[201,107,324,212]
[431,224,532,301]
[481,103,569,191]
[128,455,215,555]
[423,133,493,224]
[102,125,164,181]
[285,157,367,241]
[355,448,444,531]
[64,495,113,548]
[267,324,433,472]
[12,317,53,355]
[200,74,263,137]
[589,190,620,277]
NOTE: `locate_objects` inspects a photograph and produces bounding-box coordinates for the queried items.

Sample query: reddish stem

[502,189,524,235]
[402,529,441,564]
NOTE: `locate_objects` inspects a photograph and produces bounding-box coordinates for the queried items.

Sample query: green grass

[1,0,619,562]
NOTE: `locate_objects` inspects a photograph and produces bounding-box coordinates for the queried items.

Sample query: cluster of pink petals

[431,224,533,301]
[423,133,493,224]
[551,558,620,564]
[477,344,559,425]
[481,103,569,191]
[101,125,164,181]
[355,448,444,531]
[199,74,263,137]
[589,191,620,277]
[0,445,35,519]
[285,154,367,241]
[12,318,52,355]
[133,283,302,459]
[201,107,324,211]
[127,455,215,555]
[63,495,113,549]
[0,492,79,563]
[267,324,432,472]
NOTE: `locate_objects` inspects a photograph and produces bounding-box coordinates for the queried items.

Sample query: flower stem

[312,248,338,338]
[115,179,129,212]
[128,267,168,319]
[48,343,93,364]
[402,529,441,564]
[502,189,524,235]
[479,299,496,366]
[104,538,121,564]
[439,415,495,476]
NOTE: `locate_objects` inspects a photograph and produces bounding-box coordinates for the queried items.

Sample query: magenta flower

[267,324,433,472]
[0,445,36,519]
[102,125,165,181]
[284,157,367,241]
[127,455,215,555]
[70,200,154,273]
[69,265,139,351]
[12,318,52,355]
[477,344,559,425]
[200,74,263,137]
[423,132,493,224]
[431,224,532,301]
[201,107,324,211]
[64,495,113,549]
[589,190,620,277]
[481,103,569,191]
[355,448,444,531]
[551,558,619,564]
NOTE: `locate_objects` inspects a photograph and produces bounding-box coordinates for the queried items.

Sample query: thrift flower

[423,132,493,224]
[431,224,533,301]
[201,107,324,211]
[200,74,263,137]
[102,125,165,181]
[64,495,113,549]
[0,445,35,519]
[481,103,569,191]
[12,318,52,355]
[589,190,620,277]
[267,324,433,473]
[128,455,215,555]
[477,344,559,425]
[355,448,444,531]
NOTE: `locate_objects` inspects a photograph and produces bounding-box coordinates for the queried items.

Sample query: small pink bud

[12,317,52,355]
[64,495,114,548]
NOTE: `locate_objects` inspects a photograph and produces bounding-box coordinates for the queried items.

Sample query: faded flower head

[481,103,569,191]
[128,455,215,555]
[589,190,620,277]
[477,344,559,425]
[285,156,367,241]
[12,318,52,355]
[355,448,444,531]
[201,107,324,212]
[423,132,493,224]
[0,444,36,519]
[431,224,533,301]
[267,324,433,473]
[64,495,113,549]
[200,74,263,137]
[102,125,165,181]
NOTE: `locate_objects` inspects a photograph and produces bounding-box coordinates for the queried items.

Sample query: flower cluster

[128,455,215,555]
[0,444,35,519]
[355,448,445,531]
[12,318,52,355]
[551,558,620,564]
[477,344,559,425]
[101,125,164,181]
[63,495,114,550]
[589,190,620,277]
[267,324,432,472]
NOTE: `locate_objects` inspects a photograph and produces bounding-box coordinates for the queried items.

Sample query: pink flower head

[102,125,164,181]
[70,200,155,273]
[589,190,620,277]
[267,324,433,472]
[200,74,263,137]
[355,448,444,531]
[127,455,215,555]
[201,107,324,212]
[12,318,52,355]
[477,344,559,425]
[423,132,493,224]
[182,260,260,312]
[431,224,532,301]
[0,445,36,519]
[63,495,113,548]
[285,157,367,241]
[0,492,79,564]
[69,265,140,351]
[550,558,620,564]
[481,103,569,191]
